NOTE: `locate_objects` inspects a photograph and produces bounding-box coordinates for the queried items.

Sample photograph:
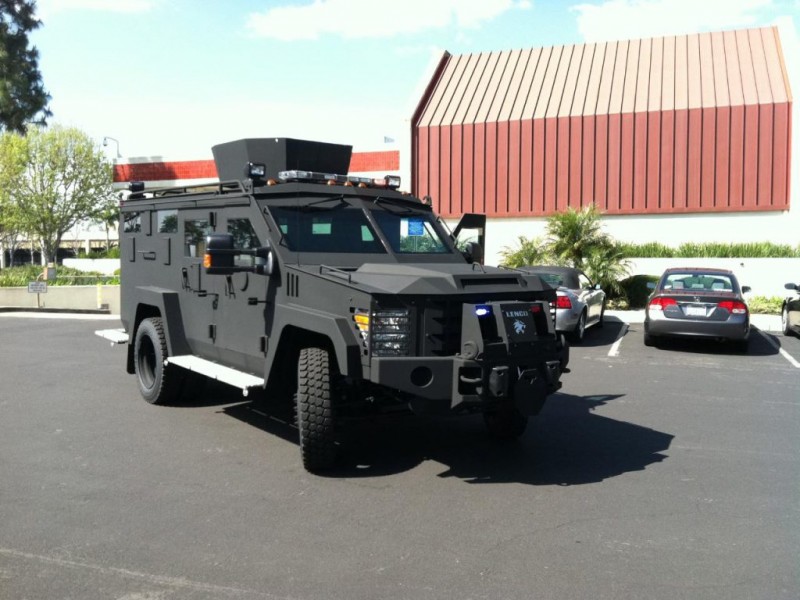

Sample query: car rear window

[663,273,735,291]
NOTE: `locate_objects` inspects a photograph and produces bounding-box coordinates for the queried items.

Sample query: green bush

[747,296,783,315]
[0,265,119,286]
[618,274,660,309]
[620,241,800,258]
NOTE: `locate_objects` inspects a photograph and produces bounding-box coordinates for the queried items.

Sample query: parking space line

[608,323,629,357]
[756,330,800,369]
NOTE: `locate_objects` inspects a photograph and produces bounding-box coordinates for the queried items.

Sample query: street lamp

[102,136,121,159]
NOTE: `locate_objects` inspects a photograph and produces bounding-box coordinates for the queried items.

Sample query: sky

[29,0,800,161]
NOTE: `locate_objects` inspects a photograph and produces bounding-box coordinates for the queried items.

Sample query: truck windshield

[370,208,451,254]
[268,204,386,253]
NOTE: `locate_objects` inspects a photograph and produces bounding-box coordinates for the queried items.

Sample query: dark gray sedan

[644,267,751,350]
[782,281,800,337]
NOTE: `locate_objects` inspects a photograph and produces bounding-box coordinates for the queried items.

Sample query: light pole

[102,136,121,159]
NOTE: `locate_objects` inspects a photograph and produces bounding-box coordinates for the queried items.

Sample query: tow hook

[488,366,510,398]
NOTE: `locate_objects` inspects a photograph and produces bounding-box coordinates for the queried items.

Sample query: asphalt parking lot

[1,313,798,600]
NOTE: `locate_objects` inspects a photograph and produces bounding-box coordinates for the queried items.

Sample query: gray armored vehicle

[98,138,569,471]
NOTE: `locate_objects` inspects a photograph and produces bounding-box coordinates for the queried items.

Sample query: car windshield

[662,272,735,292]
[370,207,451,254]
[533,271,579,289]
[268,203,386,253]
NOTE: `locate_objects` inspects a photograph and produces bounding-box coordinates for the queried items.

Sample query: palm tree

[545,205,609,268]
[499,235,557,267]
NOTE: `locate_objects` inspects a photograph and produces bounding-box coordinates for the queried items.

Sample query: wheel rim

[783,308,789,330]
[577,313,585,338]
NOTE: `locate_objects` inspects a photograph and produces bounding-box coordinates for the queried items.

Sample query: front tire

[484,405,528,440]
[296,347,338,472]
[133,317,184,405]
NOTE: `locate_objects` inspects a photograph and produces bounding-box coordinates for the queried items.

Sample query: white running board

[95,328,130,344]
[166,355,264,397]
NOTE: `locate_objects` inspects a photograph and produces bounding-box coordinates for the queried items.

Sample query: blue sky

[31,0,800,160]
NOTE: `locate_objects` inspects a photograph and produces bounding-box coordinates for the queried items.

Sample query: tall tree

[0,126,114,264]
[0,0,50,132]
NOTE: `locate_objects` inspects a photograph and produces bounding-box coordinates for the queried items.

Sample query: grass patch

[620,242,800,258]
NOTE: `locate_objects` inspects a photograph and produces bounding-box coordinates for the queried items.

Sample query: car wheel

[597,301,606,328]
[484,404,528,440]
[782,305,793,337]
[133,317,184,405]
[568,311,587,344]
[643,332,656,347]
[296,347,338,472]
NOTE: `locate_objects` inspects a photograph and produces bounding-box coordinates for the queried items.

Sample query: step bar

[166,355,265,397]
[95,328,130,344]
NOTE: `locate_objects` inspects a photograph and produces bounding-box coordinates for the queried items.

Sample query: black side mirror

[205,233,274,276]
[785,282,799,291]
[741,286,751,294]
[462,241,484,265]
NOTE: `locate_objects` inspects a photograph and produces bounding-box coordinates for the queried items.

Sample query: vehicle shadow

[569,317,626,348]
[221,391,674,485]
[645,326,779,357]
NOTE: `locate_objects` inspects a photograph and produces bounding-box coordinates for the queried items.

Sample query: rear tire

[133,317,184,405]
[296,347,338,472]
[484,405,528,440]
[568,311,587,344]
[597,301,606,328]
[643,332,656,347]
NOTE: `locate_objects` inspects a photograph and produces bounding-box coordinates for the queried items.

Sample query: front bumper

[370,354,563,416]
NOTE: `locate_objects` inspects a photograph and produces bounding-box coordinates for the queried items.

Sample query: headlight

[372,309,411,356]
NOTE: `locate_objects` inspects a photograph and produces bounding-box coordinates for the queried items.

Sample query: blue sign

[407,219,425,237]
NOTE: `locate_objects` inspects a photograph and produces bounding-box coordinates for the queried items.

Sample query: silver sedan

[519,266,606,343]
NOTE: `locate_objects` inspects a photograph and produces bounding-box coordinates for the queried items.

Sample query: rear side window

[157,210,178,233]
[228,218,261,249]
[123,212,141,233]
[184,219,210,257]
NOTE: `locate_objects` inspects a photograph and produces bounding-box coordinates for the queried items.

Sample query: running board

[166,355,264,397]
[95,328,130,344]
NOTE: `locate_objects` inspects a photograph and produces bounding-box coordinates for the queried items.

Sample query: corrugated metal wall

[413,27,792,218]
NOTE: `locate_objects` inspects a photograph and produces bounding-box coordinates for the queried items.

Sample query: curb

[0,307,112,315]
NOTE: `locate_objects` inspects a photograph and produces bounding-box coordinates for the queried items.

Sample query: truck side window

[184,219,210,257]
[123,211,141,233]
[228,218,261,250]
[157,210,178,233]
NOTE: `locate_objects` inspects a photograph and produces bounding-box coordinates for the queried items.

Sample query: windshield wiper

[299,195,349,211]
[372,197,414,214]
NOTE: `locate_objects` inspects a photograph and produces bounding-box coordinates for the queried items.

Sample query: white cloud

[571,0,773,42]
[37,0,157,18]
[246,0,531,41]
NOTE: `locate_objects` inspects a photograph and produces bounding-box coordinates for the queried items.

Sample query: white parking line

[756,330,800,369]
[608,323,629,357]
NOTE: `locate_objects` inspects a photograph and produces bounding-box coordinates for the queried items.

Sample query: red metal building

[412,27,792,219]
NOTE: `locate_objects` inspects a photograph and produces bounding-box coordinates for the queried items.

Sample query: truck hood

[294,263,555,297]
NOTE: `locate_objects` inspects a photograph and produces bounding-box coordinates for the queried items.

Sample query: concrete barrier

[0,285,120,314]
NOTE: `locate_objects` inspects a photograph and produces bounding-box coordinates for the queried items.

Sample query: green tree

[0,126,114,264]
[0,0,51,132]
[545,205,610,268]
[499,235,557,267]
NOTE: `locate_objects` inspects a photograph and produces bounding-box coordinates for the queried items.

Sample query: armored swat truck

[98,138,568,471]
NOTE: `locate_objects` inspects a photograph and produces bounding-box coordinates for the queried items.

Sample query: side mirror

[462,241,483,265]
[741,286,751,294]
[785,282,799,291]
[204,233,274,276]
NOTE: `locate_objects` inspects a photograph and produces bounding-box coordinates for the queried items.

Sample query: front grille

[421,300,462,356]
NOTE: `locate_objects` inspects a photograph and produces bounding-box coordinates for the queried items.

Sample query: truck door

[178,209,217,360]
[213,211,274,375]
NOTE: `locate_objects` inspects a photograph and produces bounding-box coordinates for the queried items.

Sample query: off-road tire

[133,317,184,405]
[296,347,337,472]
[484,405,528,440]
[568,310,587,344]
